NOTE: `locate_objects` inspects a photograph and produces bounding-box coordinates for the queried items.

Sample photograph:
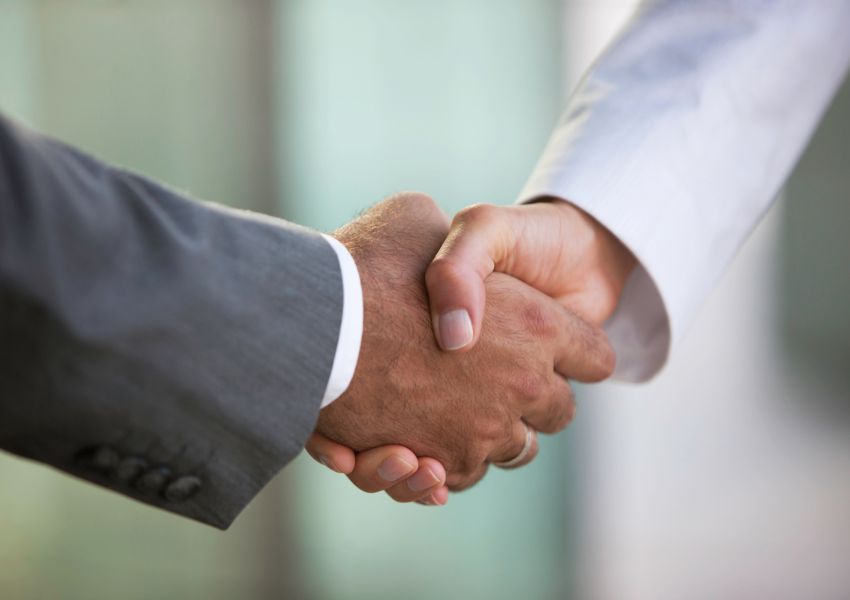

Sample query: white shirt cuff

[515,3,850,383]
[320,234,363,408]
[518,190,671,383]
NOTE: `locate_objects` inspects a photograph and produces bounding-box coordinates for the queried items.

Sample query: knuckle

[472,409,510,443]
[497,434,525,461]
[453,203,498,227]
[450,447,486,479]
[425,255,463,287]
[392,191,436,210]
[533,400,564,434]
[547,384,575,433]
[445,472,468,491]
[512,371,547,403]
[385,192,448,233]
[445,466,472,490]
[470,439,495,471]
[490,424,516,456]
[586,328,617,381]
[447,463,489,492]
[521,302,556,339]
[448,441,492,488]
[546,402,567,433]
[550,402,573,433]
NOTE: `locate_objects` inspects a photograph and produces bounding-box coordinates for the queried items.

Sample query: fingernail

[318,456,337,472]
[407,467,441,492]
[377,456,416,482]
[438,309,473,350]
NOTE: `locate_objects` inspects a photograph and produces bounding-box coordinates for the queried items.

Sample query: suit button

[89,446,120,472]
[114,456,148,482]
[134,466,172,495]
[164,476,203,503]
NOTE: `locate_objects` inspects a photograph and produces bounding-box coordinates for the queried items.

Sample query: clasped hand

[307,193,635,505]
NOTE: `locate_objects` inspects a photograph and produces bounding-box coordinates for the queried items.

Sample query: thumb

[425,204,519,351]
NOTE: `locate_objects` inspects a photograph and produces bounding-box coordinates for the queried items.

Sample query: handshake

[306,193,636,505]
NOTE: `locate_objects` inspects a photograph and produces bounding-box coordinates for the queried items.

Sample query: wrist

[327,222,397,411]
[538,196,637,323]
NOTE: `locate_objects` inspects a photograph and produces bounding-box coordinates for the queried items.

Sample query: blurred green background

[0,2,579,599]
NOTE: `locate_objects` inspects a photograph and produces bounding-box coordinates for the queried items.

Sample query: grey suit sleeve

[0,113,344,529]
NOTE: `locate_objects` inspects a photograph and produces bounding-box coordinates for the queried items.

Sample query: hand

[426,199,637,351]
[309,198,633,504]
[309,193,615,501]
[306,433,450,505]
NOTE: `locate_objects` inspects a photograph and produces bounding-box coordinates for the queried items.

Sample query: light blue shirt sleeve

[520,0,850,381]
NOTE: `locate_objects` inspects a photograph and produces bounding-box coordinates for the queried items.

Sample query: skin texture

[313,193,615,497]
[308,197,637,505]
[426,198,637,349]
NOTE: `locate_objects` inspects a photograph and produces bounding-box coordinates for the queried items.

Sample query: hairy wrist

[320,194,449,449]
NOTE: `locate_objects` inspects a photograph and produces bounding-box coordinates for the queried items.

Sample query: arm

[0,113,351,529]
[517,0,850,380]
[313,1,850,497]
[0,115,609,519]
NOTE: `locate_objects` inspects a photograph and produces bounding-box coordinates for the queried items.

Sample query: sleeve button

[114,456,148,483]
[134,466,172,495]
[163,476,203,503]
[89,446,120,472]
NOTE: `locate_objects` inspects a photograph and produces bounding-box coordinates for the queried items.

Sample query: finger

[488,420,539,470]
[447,461,490,492]
[385,457,446,503]
[426,204,522,352]
[347,446,419,493]
[417,486,450,506]
[432,486,449,504]
[305,432,356,474]
[522,375,576,435]
[546,301,616,382]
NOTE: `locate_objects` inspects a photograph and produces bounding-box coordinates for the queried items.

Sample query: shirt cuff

[517,189,671,383]
[319,234,363,408]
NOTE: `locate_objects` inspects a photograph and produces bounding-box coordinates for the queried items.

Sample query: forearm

[520,0,850,380]
[0,114,344,528]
